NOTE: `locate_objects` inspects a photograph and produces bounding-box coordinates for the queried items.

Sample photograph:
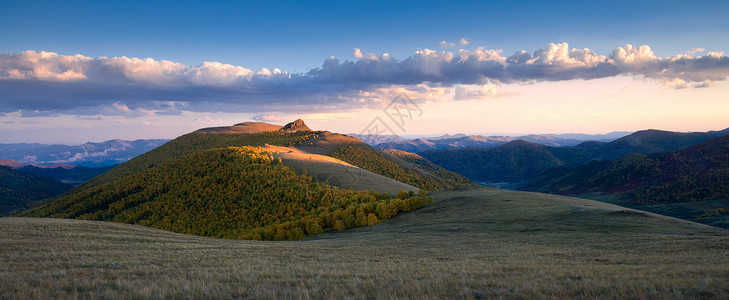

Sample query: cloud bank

[1,43,728,116]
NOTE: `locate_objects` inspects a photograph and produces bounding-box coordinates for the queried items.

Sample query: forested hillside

[520,136,729,203]
[21,147,431,240]
[381,149,474,187]
[331,144,471,191]
[0,166,70,215]
[591,128,729,160]
[73,130,322,193]
[518,136,729,228]
[421,140,594,182]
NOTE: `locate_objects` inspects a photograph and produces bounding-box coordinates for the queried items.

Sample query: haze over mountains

[353,131,632,153]
[0,139,169,167]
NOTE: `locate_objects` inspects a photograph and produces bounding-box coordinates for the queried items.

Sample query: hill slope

[3,186,728,298]
[331,144,473,191]
[0,160,113,186]
[265,145,419,195]
[0,166,70,215]
[592,128,729,160]
[420,127,729,184]
[421,140,595,183]
[381,149,474,187]
[71,129,323,193]
[20,146,429,240]
[194,121,283,134]
[519,135,729,228]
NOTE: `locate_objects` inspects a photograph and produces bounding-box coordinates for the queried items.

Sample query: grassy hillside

[266,145,420,195]
[0,166,70,215]
[73,130,322,193]
[421,140,594,182]
[20,146,430,240]
[330,144,470,191]
[519,136,729,228]
[3,187,728,298]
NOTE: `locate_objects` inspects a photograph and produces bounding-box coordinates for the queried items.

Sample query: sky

[1,0,729,144]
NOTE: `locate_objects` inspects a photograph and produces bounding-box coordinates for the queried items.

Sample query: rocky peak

[280,119,312,132]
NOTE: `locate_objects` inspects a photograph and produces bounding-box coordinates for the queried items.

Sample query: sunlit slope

[264,145,418,195]
[72,130,322,193]
[73,127,458,195]
[194,121,283,134]
[3,186,728,298]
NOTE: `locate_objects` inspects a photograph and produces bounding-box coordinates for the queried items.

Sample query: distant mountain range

[359,131,631,153]
[0,160,113,186]
[420,128,729,184]
[0,139,170,167]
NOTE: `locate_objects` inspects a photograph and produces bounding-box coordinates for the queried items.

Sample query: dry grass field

[2,186,728,299]
[265,144,419,195]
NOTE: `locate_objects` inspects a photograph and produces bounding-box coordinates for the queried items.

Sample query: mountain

[420,127,729,184]
[279,119,312,132]
[195,121,282,134]
[591,128,729,160]
[20,146,430,240]
[0,159,113,186]
[420,140,595,183]
[376,134,587,153]
[381,149,474,187]
[0,166,71,215]
[544,131,632,142]
[376,135,514,152]
[427,133,468,140]
[21,119,469,240]
[518,135,729,228]
[0,139,170,167]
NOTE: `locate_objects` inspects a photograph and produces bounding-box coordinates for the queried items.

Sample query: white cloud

[453,84,499,100]
[251,114,283,122]
[438,41,456,48]
[657,78,719,89]
[687,48,705,55]
[1,43,728,116]
[459,38,470,45]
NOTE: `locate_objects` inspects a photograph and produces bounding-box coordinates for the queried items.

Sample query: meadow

[2,186,728,299]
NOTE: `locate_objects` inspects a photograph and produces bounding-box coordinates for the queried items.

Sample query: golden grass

[2,186,728,299]
[264,144,419,195]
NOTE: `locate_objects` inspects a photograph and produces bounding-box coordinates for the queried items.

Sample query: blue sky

[1,0,729,143]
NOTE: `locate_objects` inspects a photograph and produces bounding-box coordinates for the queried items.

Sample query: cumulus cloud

[1,43,728,116]
[438,41,456,48]
[453,84,499,100]
[459,38,470,45]
[251,114,282,122]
